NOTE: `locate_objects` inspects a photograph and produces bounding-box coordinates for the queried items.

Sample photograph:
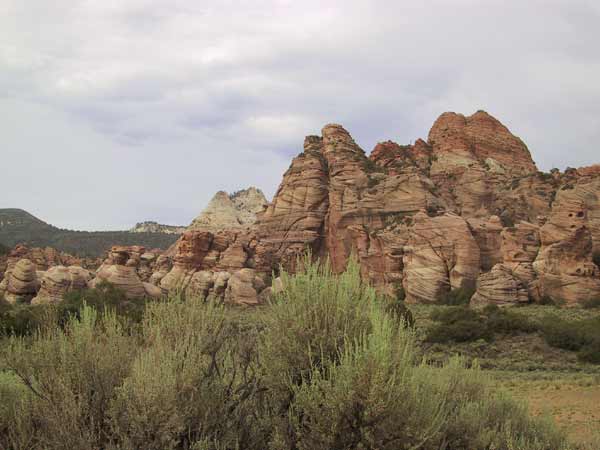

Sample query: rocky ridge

[2,111,599,307]
[158,110,600,307]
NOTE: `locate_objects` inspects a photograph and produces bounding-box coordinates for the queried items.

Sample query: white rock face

[188,187,268,232]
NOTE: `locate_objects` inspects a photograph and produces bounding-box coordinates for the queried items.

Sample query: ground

[410,303,600,447]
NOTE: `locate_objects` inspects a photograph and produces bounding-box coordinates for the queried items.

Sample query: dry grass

[492,371,600,447]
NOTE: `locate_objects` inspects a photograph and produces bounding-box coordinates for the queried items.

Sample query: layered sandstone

[155,111,600,307]
[32,266,92,304]
[3,259,39,304]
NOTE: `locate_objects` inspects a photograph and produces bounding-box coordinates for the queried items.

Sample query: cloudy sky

[1,0,599,230]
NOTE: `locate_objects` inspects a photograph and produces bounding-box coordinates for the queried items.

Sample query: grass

[492,371,600,447]
[410,304,600,448]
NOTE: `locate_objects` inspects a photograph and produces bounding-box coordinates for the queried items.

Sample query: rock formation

[3,110,599,308]
[158,110,600,307]
[2,259,39,304]
[188,187,268,232]
[91,246,162,299]
[32,266,92,304]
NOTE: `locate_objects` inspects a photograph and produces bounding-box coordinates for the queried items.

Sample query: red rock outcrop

[2,259,39,304]
[92,246,161,299]
[32,266,92,304]
[153,111,600,307]
[403,213,480,304]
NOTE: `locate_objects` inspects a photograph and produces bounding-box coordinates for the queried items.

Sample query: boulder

[471,264,530,307]
[32,266,92,304]
[4,259,39,304]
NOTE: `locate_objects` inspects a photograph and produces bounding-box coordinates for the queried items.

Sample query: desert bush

[540,315,600,363]
[383,294,415,327]
[593,253,600,268]
[0,256,572,450]
[438,286,474,305]
[286,306,447,450]
[259,256,375,401]
[581,297,600,309]
[109,297,265,449]
[62,281,149,327]
[427,306,537,344]
[0,306,136,450]
[0,282,149,338]
[424,358,566,450]
[0,300,59,337]
[484,305,538,334]
[427,307,492,343]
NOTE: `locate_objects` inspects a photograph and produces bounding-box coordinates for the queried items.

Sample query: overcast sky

[1,0,599,230]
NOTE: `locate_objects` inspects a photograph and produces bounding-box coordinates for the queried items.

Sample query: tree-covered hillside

[0,209,179,257]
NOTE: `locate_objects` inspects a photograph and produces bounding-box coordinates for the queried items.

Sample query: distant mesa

[130,221,186,234]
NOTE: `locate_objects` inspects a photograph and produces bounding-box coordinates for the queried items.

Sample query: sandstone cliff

[159,110,600,307]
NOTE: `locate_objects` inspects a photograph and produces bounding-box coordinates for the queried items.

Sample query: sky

[1,0,599,230]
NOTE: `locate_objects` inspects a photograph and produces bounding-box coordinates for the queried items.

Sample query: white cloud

[1,0,599,229]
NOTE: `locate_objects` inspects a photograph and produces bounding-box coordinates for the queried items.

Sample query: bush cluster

[437,286,474,306]
[0,258,569,449]
[427,304,600,365]
[426,305,536,344]
[581,297,600,309]
[0,282,147,337]
[540,315,600,364]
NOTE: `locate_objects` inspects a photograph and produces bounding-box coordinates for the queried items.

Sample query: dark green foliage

[593,253,600,268]
[361,158,382,173]
[427,307,492,343]
[0,208,179,257]
[0,299,55,337]
[0,282,148,337]
[540,315,600,363]
[484,304,538,334]
[438,286,474,305]
[538,295,566,307]
[581,297,600,309]
[383,293,414,327]
[62,281,148,325]
[427,306,537,344]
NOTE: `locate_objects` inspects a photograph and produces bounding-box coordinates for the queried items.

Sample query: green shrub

[484,305,537,334]
[581,297,600,309]
[540,315,600,364]
[427,307,492,343]
[0,306,136,450]
[383,295,414,327]
[0,282,147,337]
[62,281,148,326]
[593,253,600,268]
[0,300,58,337]
[438,286,474,306]
[538,295,566,307]
[427,306,537,344]
[259,256,375,404]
